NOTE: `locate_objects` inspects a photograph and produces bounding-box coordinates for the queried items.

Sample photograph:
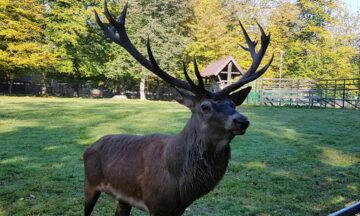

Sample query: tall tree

[327,2,360,78]
[0,0,57,94]
[186,0,232,69]
[267,1,301,78]
[45,0,110,96]
[99,0,193,98]
[287,0,359,79]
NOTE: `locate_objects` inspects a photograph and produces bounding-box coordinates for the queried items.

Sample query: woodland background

[0,0,359,95]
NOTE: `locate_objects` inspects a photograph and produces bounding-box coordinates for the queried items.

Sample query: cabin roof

[201,56,244,77]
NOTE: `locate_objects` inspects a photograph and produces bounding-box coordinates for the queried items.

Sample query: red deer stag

[84,1,273,215]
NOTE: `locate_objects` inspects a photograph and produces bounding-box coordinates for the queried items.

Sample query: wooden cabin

[201,56,244,92]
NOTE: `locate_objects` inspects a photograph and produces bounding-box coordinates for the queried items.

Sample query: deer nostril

[242,120,250,129]
[233,119,250,129]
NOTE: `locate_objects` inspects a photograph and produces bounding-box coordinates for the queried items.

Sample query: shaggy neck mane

[166,114,233,206]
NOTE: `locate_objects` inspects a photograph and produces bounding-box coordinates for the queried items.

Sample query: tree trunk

[8,78,13,94]
[155,79,160,100]
[140,75,146,100]
[74,81,80,97]
[116,81,121,95]
[73,60,81,97]
[41,73,47,95]
[73,73,80,97]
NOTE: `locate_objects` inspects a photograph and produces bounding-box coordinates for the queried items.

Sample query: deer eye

[201,104,211,113]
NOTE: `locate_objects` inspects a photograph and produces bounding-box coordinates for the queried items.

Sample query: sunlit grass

[0,156,29,165]
[0,96,359,216]
[321,148,360,167]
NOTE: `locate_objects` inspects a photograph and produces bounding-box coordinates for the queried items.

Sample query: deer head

[94,1,273,137]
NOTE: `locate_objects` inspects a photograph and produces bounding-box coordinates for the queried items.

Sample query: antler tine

[219,21,273,96]
[239,44,250,51]
[103,0,118,28]
[117,1,128,24]
[146,37,162,74]
[182,61,198,91]
[95,11,121,44]
[235,53,274,85]
[95,1,194,92]
[193,57,210,95]
[181,59,212,97]
[238,21,257,59]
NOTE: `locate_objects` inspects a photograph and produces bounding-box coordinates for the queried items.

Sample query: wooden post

[217,75,223,89]
[227,62,233,85]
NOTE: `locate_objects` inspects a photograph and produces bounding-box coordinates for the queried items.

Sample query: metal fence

[2,77,359,109]
[244,78,360,109]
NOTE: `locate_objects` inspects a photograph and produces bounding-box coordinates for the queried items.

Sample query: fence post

[334,80,337,108]
[325,80,328,108]
[342,79,346,109]
[279,80,282,106]
[260,79,263,106]
[296,79,300,107]
[357,79,360,109]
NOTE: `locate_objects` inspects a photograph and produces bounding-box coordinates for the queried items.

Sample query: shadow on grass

[213,107,360,216]
[0,99,359,215]
[0,99,188,215]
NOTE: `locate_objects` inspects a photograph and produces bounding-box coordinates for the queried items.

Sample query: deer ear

[229,86,252,106]
[173,88,196,108]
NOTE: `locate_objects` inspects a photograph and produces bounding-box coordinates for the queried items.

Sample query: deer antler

[95,0,212,96]
[217,21,274,97]
[96,1,272,99]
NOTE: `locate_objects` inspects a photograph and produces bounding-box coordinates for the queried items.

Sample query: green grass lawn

[0,97,359,216]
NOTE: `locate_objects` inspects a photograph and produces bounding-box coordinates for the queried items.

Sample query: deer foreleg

[115,201,132,216]
[84,187,101,216]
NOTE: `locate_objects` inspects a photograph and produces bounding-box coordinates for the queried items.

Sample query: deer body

[84,109,235,216]
[85,1,273,215]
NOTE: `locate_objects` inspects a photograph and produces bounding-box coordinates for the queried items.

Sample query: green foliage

[0,0,359,92]
[0,97,359,215]
[223,0,359,80]
[0,0,57,78]
[101,0,193,81]
[186,0,231,65]
[45,0,107,77]
[266,2,301,78]
[284,0,359,79]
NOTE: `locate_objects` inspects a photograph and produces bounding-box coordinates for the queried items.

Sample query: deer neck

[180,115,233,151]
[165,115,233,204]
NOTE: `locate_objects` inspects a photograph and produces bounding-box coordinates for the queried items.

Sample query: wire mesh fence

[1,77,359,109]
[244,78,360,109]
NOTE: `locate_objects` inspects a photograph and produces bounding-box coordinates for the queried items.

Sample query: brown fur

[84,110,237,216]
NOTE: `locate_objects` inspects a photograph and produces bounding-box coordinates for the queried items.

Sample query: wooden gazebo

[201,56,244,92]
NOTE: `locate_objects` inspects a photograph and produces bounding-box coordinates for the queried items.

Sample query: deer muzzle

[231,117,250,135]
